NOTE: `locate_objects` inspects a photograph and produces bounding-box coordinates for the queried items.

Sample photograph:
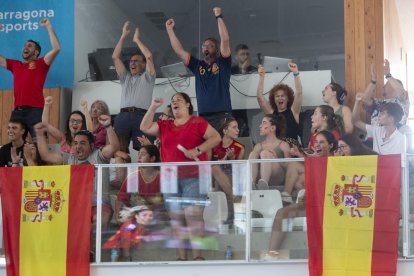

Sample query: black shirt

[0,143,24,167]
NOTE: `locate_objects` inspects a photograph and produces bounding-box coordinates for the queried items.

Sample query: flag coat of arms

[0,165,94,276]
[305,155,400,276]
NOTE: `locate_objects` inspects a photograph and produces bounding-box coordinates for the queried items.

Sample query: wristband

[196,147,202,154]
[385,73,392,79]
[12,162,18,165]
[293,72,300,77]
[215,14,223,19]
[370,80,377,84]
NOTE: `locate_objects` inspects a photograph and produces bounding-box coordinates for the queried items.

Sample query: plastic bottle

[111,248,119,262]
[224,245,233,260]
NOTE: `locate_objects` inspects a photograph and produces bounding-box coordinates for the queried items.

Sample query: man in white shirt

[353,94,405,155]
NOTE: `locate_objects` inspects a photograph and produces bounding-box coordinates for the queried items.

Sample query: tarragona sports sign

[0,9,55,33]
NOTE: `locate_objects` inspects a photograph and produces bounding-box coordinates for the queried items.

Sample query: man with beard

[0,118,28,167]
[0,18,60,139]
[231,44,256,75]
[165,7,232,130]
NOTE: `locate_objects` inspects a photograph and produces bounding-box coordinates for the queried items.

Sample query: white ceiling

[395,0,414,53]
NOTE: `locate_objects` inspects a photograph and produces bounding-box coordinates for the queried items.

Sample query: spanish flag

[305,155,400,276]
[0,165,94,276]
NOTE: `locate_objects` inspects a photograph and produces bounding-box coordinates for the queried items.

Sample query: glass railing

[1,156,413,264]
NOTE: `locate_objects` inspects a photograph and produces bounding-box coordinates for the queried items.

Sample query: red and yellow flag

[305,155,400,276]
[0,165,94,276]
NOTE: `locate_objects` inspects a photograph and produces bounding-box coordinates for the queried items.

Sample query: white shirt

[366,124,406,155]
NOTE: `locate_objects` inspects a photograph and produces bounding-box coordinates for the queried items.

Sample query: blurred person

[360,60,409,129]
[0,118,28,167]
[322,82,353,133]
[42,96,87,154]
[335,134,377,156]
[249,114,291,189]
[140,92,221,261]
[307,105,344,151]
[353,94,405,155]
[256,63,303,141]
[209,117,245,224]
[81,99,110,149]
[231,44,256,74]
[112,22,156,151]
[264,130,337,260]
[0,18,60,139]
[165,7,233,130]
[115,145,163,223]
[104,205,154,261]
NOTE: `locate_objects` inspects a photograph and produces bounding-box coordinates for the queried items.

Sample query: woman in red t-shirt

[140,92,221,261]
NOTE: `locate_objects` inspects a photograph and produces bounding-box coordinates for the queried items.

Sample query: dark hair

[317,105,345,135]
[218,117,237,137]
[65,111,87,145]
[27,39,41,57]
[74,130,95,145]
[9,118,29,141]
[380,102,404,124]
[131,53,146,63]
[234,44,249,53]
[316,130,338,153]
[268,84,295,111]
[264,114,286,138]
[339,134,376,156]
[329,82,347,104]
[171,92,194,115]
[25,142,46,166]
[141,145,160,163]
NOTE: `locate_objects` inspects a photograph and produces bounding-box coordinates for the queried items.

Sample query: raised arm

[360,63,377,106]
[140,97,162,137]
[99,115,120,159]
[42,96,63,141]
[352,93,367,131]
[289,63,303,123]
[112,21,129,78]
[165,19,190,64]
[41,18,60,66]
[132,27,155,76]
[34,123,63,164]
[341,105,354,133]
[213,7,230,57]
[80,100,94,132]
[384,59,408,101]
[256,64,273,114]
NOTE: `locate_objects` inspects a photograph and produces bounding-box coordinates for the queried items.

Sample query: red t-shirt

[117,169,161,205]
[158,116,208,178]
[212,140,245,161]
[6,58,50,108]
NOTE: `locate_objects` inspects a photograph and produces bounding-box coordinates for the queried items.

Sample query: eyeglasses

[69,119,83,124]
[337,145,349,151]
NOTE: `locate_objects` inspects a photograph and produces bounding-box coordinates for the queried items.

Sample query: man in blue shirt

[165,7,232,130]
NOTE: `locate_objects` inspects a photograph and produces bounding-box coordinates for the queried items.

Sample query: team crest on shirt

[28,61,36,70]
[199,66,206,75]
[328,174,375,218]
[211,63,219,75]
[21,179,65,223]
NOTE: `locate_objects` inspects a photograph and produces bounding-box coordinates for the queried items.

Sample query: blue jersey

[187,55,232,114]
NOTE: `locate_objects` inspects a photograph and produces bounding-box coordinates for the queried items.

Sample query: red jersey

[117,169,161,205]
[212,140,245,160]
[6,58,50,108]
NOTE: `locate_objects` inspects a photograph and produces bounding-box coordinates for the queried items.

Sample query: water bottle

[111,248,119,262]
[224,245,233,260]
